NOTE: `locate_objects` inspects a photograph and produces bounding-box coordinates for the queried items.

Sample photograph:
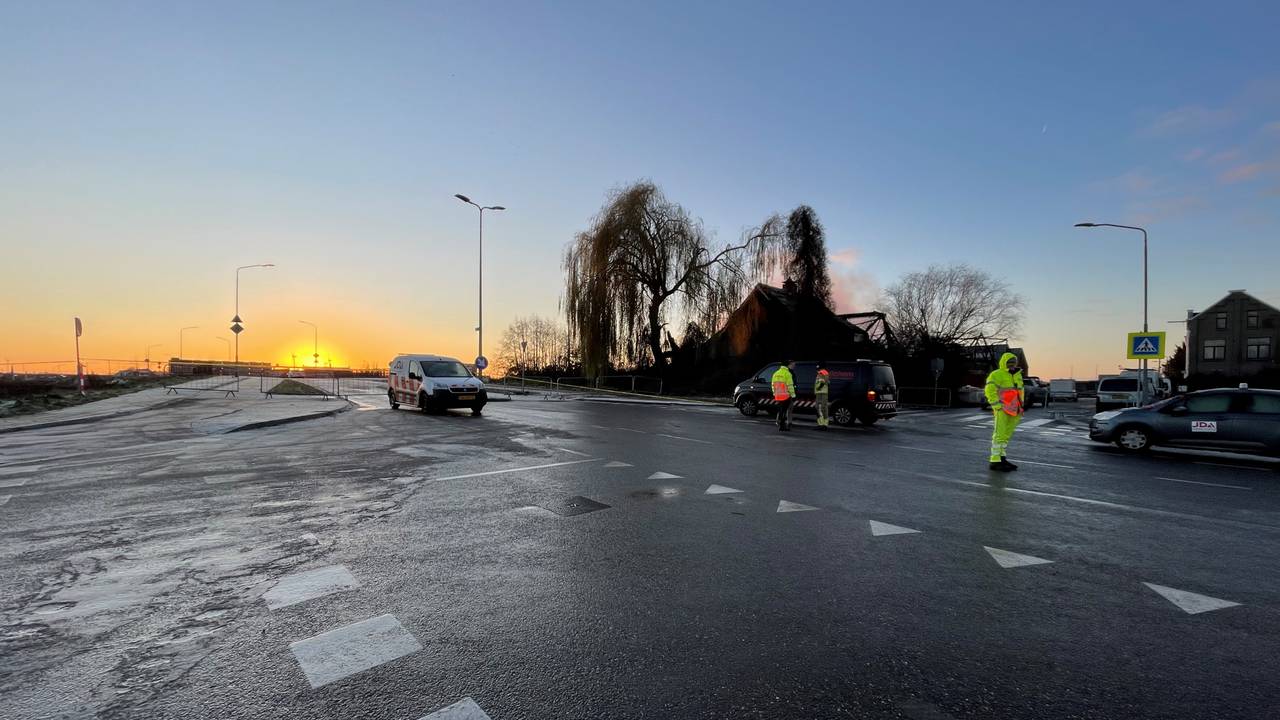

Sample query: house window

[1247,310,1259,329]
[1247,337,1272,360]
[1215,312,1228,330]
[1202,339,1226,361]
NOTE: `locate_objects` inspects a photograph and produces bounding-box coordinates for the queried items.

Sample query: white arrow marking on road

[705,484,743,494]
[984,546,1054,569]
[777,500,818,513]
[603,461,633,468]
[1143,582,1241,615]
[647,471,682,480]
[0,495,10,507]
[869,520,919,536]
[419,697,493,720]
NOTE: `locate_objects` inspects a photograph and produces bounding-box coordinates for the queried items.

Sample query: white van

[388,354,487,415]
[1095,375,1159,412]
[1049,379,1078,402]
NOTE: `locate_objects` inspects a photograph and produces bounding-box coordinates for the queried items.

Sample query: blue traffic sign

[1126,331,1166,359]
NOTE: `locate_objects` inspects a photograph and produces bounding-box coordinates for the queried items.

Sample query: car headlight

[1093,410,1122,422]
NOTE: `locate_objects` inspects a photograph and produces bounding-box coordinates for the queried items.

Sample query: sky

[2,1,1279,379]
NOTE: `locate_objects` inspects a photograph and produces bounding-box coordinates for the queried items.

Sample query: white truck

[1049,379,1078,402]
[388,354,487,415]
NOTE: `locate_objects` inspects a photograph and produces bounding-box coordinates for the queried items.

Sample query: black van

[732,360,899,426]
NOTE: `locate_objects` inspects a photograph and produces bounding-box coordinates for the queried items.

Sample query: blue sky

[2,1,1278,376]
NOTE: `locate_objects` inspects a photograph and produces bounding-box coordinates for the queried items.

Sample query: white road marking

[777,500,818,513]
[554,447,592,457]
[869,520,919,536]
[264,565,361,610]
[0,495,9,507]
[0,478,28,488]
[984,546,1053,569]
[603,461,633,468]
[1142,582,1241,615]
[647,471,682,480]
[952,413,989,423]
[1020,418,1054,428]
[202,473,258,485]
[705,484,743,494]
[1008,459,1076,469]
[420,697,493,720]
[1194,461,1270,472]
[393,447,433,458]
[0,465,41,476]
[1158,477,1251,490]
[616,428,648,434]
[892,445,943,454]
[336,469,366,474]
[656,433,713,444]
[430,458,599,482]
[289,614,422,688]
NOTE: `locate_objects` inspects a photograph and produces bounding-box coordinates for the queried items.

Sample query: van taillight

[867,390,877,402]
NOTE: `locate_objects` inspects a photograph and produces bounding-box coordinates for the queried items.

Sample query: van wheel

[388,390,399,410]
[737,396,759,417]
[471,405,483,417]
[418,392,432,414]
[1116,425,1151,453]
[831,403,854,427]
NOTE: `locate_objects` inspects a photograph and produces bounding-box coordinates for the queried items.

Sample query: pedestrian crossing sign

[1127,331,1166,359]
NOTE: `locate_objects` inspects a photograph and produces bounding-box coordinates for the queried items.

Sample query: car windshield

[423,361,470,378]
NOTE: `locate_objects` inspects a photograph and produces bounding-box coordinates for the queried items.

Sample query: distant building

[1186,290,1279,377]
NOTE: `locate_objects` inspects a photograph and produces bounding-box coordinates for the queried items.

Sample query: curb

[0,398,190,435]
[224,400,355,433]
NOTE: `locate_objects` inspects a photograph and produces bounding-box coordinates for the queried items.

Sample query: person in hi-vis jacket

[983,351,1024,471]
[771,360,796,432]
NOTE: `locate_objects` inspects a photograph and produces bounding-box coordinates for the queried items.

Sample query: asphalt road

[2,393,1279,719]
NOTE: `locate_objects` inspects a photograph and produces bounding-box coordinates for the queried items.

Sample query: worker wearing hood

[983,351,1024,471]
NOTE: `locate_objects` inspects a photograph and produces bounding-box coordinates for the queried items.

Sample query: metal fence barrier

[897,386,952,408]
[163,375,243,398]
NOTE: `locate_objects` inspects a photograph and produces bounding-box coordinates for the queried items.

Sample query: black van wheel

[471,405,483,417]
[737,396,759,417]
[418,392,433,414]
[831,403,854,427]
[388,390,399,410]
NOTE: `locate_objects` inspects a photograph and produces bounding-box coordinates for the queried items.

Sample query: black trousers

[776,398,793,428]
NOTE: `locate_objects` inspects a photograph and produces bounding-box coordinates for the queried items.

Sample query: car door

[1237,392,1280,454]
[791,363,817,414]
[753,364,779,405]
[1160,392,1234,449]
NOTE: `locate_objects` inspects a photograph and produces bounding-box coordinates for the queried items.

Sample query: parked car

[733,360,898,426]
[1022,376,1050,408]
[1089,385,1280,455]
[1095,375,1160,412]
[1049,379,1078,402]
[387,354,487,415]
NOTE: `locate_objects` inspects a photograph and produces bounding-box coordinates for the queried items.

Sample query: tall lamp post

[298,320,319,367]
[233,263,275,372]
[1074,222,1150,403]
[179,326,199,361]
[454,194,505,371]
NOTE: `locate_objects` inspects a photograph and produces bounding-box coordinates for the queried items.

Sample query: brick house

[1186,290,1279,377]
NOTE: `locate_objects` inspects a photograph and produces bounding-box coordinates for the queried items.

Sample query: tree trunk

[647,298,667,373]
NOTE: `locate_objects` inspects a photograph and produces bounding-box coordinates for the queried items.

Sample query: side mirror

[1168,405,1188,416]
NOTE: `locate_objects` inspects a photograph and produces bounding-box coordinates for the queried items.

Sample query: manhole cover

[538,495,611,517]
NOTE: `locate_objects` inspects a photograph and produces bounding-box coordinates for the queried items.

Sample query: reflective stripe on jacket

[984,351,1024,416]
[771,367,795,401]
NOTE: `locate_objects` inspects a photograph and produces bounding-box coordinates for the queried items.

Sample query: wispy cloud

[1089,168,1162,195]
[1126,195,1208,225]
[1139,105,1236,137]
[1219,163,1266,183]
[1181,147,1206,162]
[1207,148,1242,165]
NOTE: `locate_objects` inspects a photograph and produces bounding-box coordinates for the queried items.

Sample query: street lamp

[1074,222,1150,403]
[179,326,199,360]
[298,320,319,367]
[233,263,275,370]
[145,344,163,372]
[215,336,231,362]
[455,194,505,371]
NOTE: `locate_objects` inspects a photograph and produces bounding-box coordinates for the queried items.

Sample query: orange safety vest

[772,381,791,402]
[998,387,1023,416]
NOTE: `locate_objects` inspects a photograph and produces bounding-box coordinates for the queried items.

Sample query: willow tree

[785,205,833,309]
[564,181,783,376]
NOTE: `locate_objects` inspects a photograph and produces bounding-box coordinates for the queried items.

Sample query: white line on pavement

[615,428,648,434]
[420,697,493,720]
[0,478,28,488]
[289,614,422,689]
[1021,418,1054,428]
[893,445,943,453]
[264,565,361,610]
[430,458,599,482]
[1194,461,1270,472]
[1009,459,1076,469]
[554,447,592,457]
[655,433,713,444]
[1158,477,1252,490]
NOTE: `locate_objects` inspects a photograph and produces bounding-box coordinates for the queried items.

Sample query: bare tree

[882,264,1025,351]
[564,181,783,376]
[496,315,571,375]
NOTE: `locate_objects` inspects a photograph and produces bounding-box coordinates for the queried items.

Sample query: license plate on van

[881,394,894,401]
[457,394,476,401]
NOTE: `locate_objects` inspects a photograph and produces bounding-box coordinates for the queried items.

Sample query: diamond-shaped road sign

[230,323,244,334]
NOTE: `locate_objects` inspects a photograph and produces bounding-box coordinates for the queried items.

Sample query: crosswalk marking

[289,614,422,689]
[705,484,742,494]
[1143,582,1241,615]
[869,520,919,536]
[603,461,633,468]
[984,546,1053,569]
[263,565,361,610]
[777,500,818,513]
[647,471,682,480]
[420,697,493,719]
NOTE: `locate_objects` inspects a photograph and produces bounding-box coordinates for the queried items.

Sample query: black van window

[871,365,895,387]
[793,364,817,387]
[755,364,779,382]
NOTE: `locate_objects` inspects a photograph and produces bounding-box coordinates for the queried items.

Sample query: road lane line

[893,445,943,453]
[1158,477,1251,490]
[1021,418,1054,428]
[656,433,713,444]
[554,447,592,457]
[1194,461,1271,472]
[1008,459,1076,469]
[430,458,599,482]
[615,428,648,434]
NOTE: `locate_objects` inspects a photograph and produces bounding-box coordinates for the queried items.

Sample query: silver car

[1088,386,1280,455]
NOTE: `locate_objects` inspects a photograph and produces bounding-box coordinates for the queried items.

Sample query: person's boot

[1000,458,1019,471]
[989,461,1011,472]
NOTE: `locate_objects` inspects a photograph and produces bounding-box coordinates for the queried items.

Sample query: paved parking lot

[2,392,1278,719]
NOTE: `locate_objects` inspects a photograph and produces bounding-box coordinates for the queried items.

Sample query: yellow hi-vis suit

[771,365,796,429]
[815,369,831,427]
[983,352,1024,463]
